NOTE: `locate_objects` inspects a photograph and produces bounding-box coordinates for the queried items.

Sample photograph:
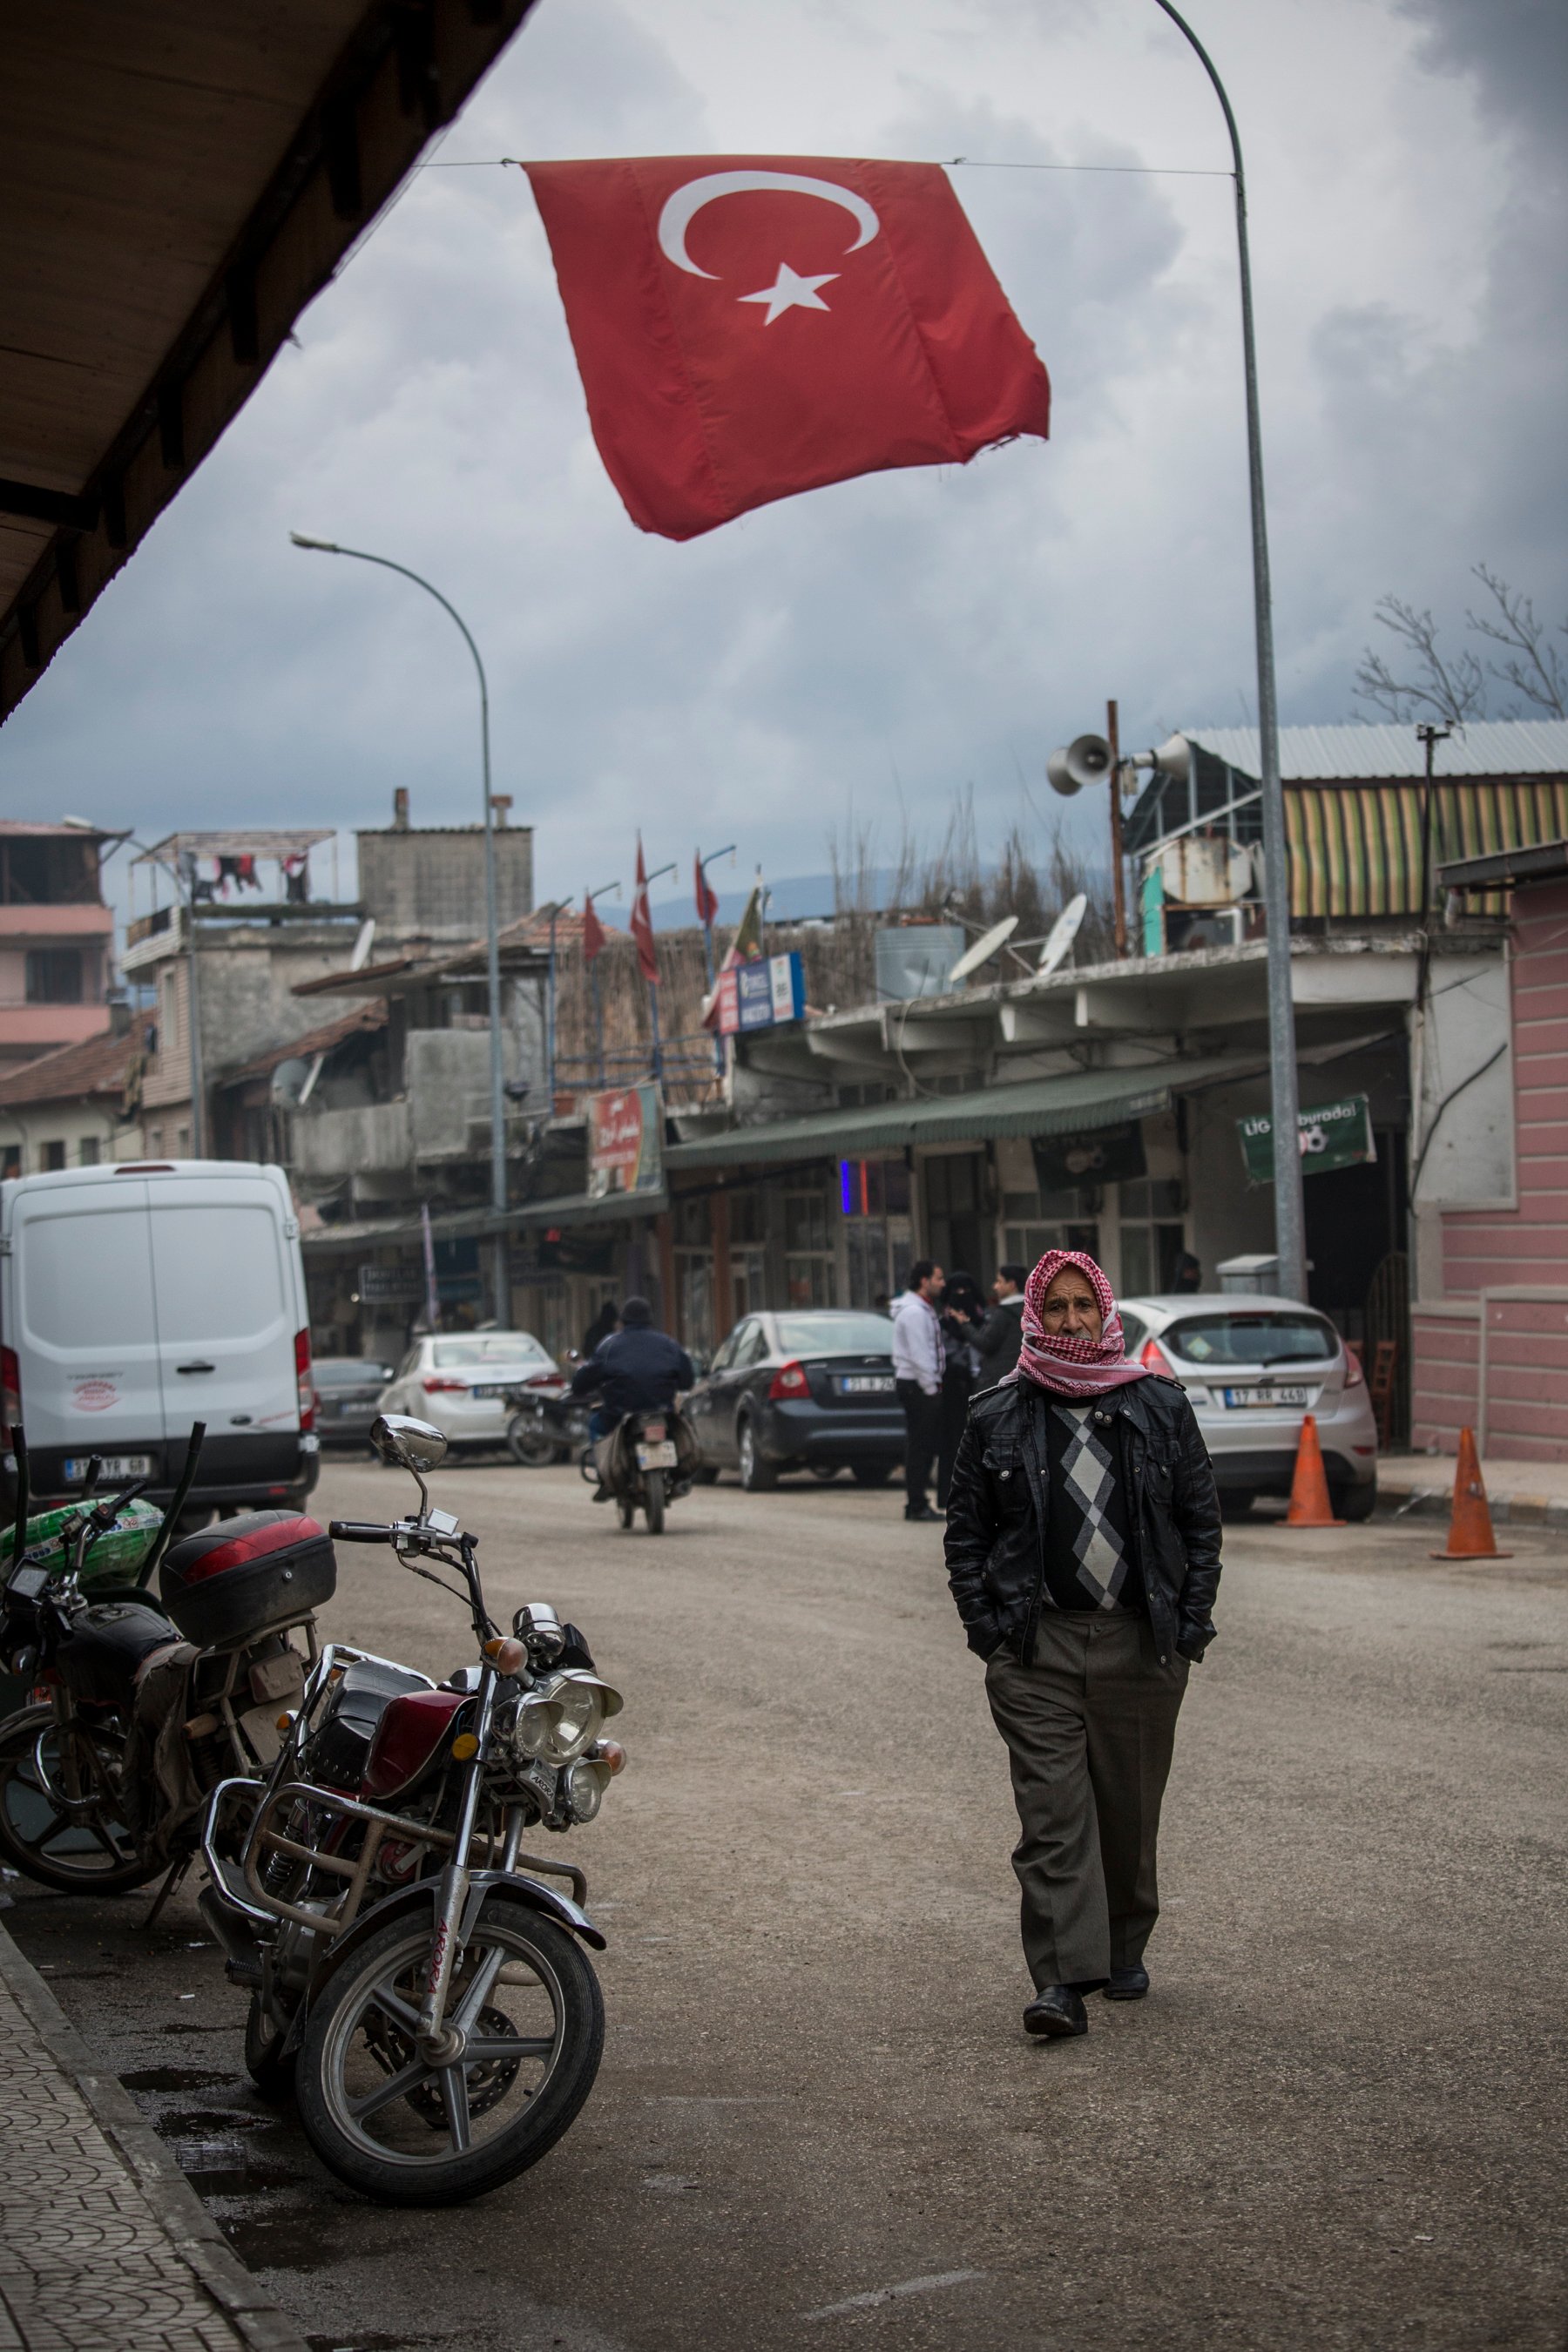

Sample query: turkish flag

[694,852,720,928]
[629,837,658,984]
[524,157,1051,541]
[581,891,606,963]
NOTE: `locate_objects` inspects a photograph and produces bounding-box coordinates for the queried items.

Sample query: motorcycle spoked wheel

[294,1893,604,2206]
[506,1414,558,1470]
[643,1470,666,1534]
[0,1704,161,1893]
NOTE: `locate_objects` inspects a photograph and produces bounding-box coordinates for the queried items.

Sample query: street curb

[0,1913,310,2352]
[1376,1486,1568,1530]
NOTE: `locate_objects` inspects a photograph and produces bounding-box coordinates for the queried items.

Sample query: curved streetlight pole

[1150,2,1305,1301]
[291,536,510,1319]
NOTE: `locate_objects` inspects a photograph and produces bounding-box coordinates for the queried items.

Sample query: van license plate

[636,1441,678,1470]
[1221,1389,1309,1409]
[64,1454,153,1483]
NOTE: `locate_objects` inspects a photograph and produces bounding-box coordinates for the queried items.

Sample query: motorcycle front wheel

[506,1412,558,1470]
[294,1893,604,2206]
[643,1470,666,1534]
[0,1704,160,1893]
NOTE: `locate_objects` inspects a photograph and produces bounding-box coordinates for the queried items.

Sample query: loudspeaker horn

[1152,733,1191,782]
[1045,733,1113,796]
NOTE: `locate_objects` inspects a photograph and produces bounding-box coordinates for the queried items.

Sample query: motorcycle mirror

[371,1414,449,1474]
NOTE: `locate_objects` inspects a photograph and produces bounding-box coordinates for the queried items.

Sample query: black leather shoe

[1104,1965,1150,2001]
[1024,1985,1088,2038]
[903,1503,938,1522]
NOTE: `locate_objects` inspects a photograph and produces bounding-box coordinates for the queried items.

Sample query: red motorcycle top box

[160,1511,335,1650]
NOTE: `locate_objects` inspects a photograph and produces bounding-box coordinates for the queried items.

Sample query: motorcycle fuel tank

[362,1687,466,1803]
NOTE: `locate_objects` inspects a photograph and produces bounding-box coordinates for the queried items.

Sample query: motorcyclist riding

[570,1298,694,1501]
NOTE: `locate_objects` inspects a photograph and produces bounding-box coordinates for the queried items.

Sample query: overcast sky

[3,0,1564,925]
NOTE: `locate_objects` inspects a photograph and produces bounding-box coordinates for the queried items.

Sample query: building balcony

[0,903,113,940]
[0,1004,112,1057]
[290,1098,412,1180]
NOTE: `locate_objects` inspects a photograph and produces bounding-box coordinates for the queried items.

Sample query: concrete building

[0,1008,150,1175]
[0,821,117,1075]
[1412,839,1568,1462]
[356,792,533,940]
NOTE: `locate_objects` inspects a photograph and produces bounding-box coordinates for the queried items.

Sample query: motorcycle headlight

[562,1756,612,1823]
[510,1671,622,1767]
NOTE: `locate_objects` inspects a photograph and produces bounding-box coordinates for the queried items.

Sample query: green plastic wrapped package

[7,1497,165,1592]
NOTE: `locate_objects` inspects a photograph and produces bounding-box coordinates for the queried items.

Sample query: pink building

[1412,839,1568,1461]
[0,821,115,1078]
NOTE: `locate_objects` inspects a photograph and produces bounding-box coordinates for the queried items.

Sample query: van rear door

[10,1176,167,1465]
[147,1172,298,1450]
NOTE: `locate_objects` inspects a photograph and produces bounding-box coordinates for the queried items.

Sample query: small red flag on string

[581,892,606,963]
[524,156,1051,541]
[629,837,659,985]
[695,852,720,928]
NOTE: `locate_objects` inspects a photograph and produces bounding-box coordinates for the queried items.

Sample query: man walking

[944,1249,1220,2038]
[891,1259,944,1523]
[972,1261,1028,1387]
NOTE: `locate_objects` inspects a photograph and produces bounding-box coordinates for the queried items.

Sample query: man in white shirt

[892,1260,945,1522]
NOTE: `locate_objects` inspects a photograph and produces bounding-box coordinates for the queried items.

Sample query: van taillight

[294,1329,314,1432]
[1,1346,18,1441]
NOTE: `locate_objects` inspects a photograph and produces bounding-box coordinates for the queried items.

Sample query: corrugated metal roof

[1186,722,1568,781]
[665,1055,1266,1173]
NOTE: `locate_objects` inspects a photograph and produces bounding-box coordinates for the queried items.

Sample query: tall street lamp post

[291,535,510,1319]
[1151,1,1306,1300]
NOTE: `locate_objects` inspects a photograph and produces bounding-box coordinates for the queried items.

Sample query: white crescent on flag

[656,171,881,279]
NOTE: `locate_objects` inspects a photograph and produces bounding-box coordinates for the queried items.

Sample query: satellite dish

[1046,734,1114,797]
[1037,894,1088,978]
[946,914,1019,986]
[271,1057,310,1107]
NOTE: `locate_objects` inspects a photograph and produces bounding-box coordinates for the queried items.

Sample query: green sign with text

[1238,1094,1375,1186]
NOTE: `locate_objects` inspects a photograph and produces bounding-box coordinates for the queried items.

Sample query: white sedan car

[1116,1293,1379,1521]
[376,1331,564,1452]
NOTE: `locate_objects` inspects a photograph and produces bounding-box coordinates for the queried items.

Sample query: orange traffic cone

[1284,1413,1345,1526]
[1430,1427,1511,1559]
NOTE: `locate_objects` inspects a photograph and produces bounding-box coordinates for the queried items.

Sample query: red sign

[524,156,1051,541]
[586,1085,663,1198]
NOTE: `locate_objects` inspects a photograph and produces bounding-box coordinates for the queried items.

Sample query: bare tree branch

[1353,594,1487,725]
[1466,564,1568,719]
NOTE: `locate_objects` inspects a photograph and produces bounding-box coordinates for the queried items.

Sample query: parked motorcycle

[585,1405,698,1535]
[200,1412,625,2206]
[0,1423,327,1899]
[506,1382,593,1470]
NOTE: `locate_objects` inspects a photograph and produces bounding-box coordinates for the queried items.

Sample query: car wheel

[850,1462,895,1488]
[737,1418,777,1492]
[1339,1483,1377,1524]
[808,1464,839,1483]
[1219,1490,1256,1521]
[693,1465,720,1485]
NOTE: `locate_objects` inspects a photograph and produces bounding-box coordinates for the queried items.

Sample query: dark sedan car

[686,1309,902,1490]
[313,1355,396,1448]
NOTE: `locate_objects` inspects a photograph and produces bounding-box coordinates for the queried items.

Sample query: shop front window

[1001,1183,1098,1274]
[1119,1178,1186,1297]
[923,1152,990,1283]
[785,1188,835,1309]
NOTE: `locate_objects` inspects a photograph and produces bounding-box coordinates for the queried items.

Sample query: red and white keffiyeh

[1006,1248,1151,1401]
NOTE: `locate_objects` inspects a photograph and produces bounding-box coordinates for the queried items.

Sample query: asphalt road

[7,1455,1568,2352]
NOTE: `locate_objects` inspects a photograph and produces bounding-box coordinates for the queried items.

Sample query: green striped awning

[1285,779,1568,918]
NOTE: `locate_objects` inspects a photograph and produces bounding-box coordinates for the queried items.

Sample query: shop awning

[664,1055,1264,1173]
[302,1186,666,1254]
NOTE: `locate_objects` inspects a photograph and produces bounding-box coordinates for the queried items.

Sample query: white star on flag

[738,262,838,324]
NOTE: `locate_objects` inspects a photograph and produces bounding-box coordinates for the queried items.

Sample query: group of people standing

[890,1260,1030,1522]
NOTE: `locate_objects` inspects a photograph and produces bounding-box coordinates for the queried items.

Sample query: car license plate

[839,1375,894,1394]
[470,1385,509,1401]
[64,1454,153,1483]
[636,1441,678,1470]
[1221,1388,1310,1409]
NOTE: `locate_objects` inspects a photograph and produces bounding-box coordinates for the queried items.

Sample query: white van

[1,1160,319,1514]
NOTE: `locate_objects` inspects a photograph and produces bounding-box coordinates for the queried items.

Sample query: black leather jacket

[570,1326,694,1423]
[944,1374,1222,1668]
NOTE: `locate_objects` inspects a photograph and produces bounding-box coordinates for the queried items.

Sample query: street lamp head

[289,531,340,553]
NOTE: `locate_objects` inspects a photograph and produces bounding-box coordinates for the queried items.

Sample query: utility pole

[1106,700,1127,957]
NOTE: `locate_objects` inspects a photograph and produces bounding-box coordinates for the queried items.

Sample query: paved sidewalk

[1379,1450,1568,1527]
[0,1918,306,2352]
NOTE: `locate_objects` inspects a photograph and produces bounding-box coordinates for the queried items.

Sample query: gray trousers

[984,1613,1188,1990]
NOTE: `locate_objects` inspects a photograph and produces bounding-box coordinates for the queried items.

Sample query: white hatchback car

[376,1331,564,1452]
[1116,1294,1379,1521]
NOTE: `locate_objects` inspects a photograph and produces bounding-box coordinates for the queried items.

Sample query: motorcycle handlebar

[328,1521,395,1544]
